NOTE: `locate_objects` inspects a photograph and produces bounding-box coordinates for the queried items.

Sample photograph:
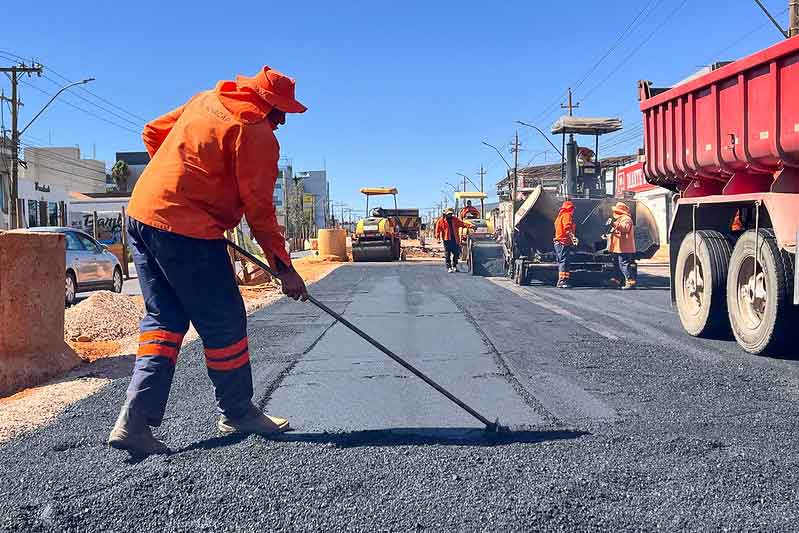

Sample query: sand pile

[64,291,145,342]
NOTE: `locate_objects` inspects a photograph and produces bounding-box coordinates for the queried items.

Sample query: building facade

[294,169,328,230]
[24,147,106,193]
[1,144,103,229]
[114,151,150,192]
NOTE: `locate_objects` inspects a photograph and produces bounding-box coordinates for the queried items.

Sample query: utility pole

[510,131,520,261]
[791,0,799,37]
[478,164,486,216]
[560,87,580,117]
[1,63,43,229]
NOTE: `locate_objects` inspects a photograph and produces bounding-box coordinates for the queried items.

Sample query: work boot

[607,277,622,288]
[217,405,291,436]
[556,280,571,289]
[107,406,170,456]
[622,280,637,291]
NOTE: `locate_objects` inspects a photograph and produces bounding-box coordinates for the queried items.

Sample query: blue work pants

[125,218,252,426]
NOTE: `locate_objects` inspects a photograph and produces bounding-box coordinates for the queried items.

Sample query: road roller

[352,187,402,262]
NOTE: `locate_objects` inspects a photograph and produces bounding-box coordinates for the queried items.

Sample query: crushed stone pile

[64,291,145,342]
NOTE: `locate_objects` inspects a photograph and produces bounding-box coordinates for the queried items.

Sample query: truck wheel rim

[682,254,705,316]
[66,276,75,302]
[736,259,766,328]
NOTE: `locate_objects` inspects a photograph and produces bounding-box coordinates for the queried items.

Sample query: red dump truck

[639,36,799,355]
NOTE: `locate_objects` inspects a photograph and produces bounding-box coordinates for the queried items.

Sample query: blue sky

[2,0,792,214]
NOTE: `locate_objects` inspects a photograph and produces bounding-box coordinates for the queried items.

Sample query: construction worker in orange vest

[553,200,577,288]
[435,208,473,272]
[607,202,637,290]
[108,66,308,456]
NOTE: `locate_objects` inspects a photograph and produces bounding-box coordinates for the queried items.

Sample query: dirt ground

[0,256,344,443]
[401,238,442,261]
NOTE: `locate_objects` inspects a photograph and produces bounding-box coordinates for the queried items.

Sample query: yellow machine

[454,191,494,241]
[352,187,402,262]
[453,191,502,275]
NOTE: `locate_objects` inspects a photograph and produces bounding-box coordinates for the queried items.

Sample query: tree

[111,160,130,193]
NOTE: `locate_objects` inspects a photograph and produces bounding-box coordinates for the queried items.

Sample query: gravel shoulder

[0,259,341,445]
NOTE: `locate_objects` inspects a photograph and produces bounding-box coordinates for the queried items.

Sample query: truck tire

[726,229,795,355]
[674,230,732,337]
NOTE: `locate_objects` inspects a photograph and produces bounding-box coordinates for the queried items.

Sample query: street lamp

[443,181,459,192]
[515,121,564,157]
[9,77,94,229]
[20,78,95,136]
[481,141,512,170]
[455,172,480,192]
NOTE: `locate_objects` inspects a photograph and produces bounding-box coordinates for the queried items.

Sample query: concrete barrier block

[0,231,81,397]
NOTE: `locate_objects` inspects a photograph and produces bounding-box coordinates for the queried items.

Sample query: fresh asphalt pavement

[4,261,799,531]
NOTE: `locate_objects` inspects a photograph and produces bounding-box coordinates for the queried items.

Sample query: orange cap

[236,66,307,113]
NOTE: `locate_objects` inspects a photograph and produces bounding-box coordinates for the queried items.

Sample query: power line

[0,49,148,124]
[582,0,690,103]
[31,161,107,183]
[19,80,141,134]
[19,140,108,175]
[573,0,663,92]
[41,74,142,128]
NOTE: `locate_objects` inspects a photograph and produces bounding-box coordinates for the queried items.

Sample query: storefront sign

[615,162,655,195]
[34,182,51,193]
[70,211,124,244]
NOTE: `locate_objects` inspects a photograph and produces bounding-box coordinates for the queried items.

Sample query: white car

[26,226,124,306]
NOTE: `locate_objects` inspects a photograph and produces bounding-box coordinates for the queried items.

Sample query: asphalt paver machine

[352,187,402,262]
[508,116,660,285]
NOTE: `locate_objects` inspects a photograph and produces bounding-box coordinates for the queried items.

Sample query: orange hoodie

[608,202,636,254]
[435,216,473,241]
[553,201,576,245]
[127,70,296,271]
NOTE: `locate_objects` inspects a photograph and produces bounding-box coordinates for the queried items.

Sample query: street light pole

[19,78,95,136]
[6,75,93,229]
[482,141,512,170]
[455,172,479,192]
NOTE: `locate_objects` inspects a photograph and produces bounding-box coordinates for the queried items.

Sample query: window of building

[48,202,59,226]
[27,200,38,228]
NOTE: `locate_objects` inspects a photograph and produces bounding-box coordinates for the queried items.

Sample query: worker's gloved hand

[277,267,308,301]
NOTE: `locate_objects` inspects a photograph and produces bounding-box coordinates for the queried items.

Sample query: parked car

[26,226,124,306]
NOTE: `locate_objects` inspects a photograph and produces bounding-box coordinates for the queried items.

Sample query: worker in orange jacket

[108,66,308,456]
[553,200,577,288]
[459,200,480,220]
[607,202,637,290]
[435,208,473,272]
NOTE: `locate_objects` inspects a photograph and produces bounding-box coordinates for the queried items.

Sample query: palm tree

[111,160,130,193]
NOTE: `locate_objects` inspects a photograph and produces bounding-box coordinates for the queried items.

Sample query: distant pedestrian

[553,200,577,288]
[108,66,308,456]
[435,208,473,273]
[608,202,637,290]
